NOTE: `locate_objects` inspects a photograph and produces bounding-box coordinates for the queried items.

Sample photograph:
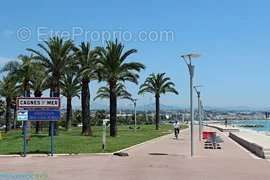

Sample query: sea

[228,119,270,132]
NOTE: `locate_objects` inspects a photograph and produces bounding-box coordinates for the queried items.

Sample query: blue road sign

[28,110,61,121]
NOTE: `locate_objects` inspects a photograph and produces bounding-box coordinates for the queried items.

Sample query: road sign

[28,110,61,121]
[17,110,28,121]
[17,97,60,109]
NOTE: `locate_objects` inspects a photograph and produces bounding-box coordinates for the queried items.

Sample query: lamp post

[194,85,203,141]
[200,99,204,126]
[181,53,200,157]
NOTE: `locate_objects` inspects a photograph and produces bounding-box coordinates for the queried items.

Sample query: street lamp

[194,85,203,141]
[181,53,200,157]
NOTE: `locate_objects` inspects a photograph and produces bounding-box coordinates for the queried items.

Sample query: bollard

[102,119,109,152]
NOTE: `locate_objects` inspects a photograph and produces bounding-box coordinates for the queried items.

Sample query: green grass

[0,124,188,155]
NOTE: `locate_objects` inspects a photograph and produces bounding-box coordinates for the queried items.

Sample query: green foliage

[139,73,179,97]
[0,76,17,100]
[72,110,82,125]
[96,39,145,84]
[27,36,74,96]
[0,100,5,116]
[91,110,107,126]
[60,70,80,99]
[94,83,132,101]
[74,42,99,81]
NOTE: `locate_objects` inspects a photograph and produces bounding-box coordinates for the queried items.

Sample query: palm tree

[15,55,39,133]
[74,42,98,136]
[1,56,34,131]
[60,69,80,130]
[15,55,35,97]
[138,73,179,130]
[27,36,74,135]
[94,83,132,101]
[30,63,47,134]
[96,39,145,136]
[1,60,20,129]
[0,76,17,132]
[27,37,74,97]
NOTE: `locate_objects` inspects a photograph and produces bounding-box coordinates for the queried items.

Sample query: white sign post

[17,110,29,157]
[102,119,110,151]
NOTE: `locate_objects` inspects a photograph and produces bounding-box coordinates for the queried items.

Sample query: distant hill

[72,103,269,112]
[136,103,182,111]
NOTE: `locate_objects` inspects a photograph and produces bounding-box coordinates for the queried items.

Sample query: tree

[60,69,80,130]
[16,55,43,134]
[94,83,132,101]
[30,63,47,134]
[27,36,74,135]
[74,42,98,136]
[138,73,179,130]
[1,60,20,129]
[14,55,35,97]
[96,39,145,136]
[1,56,34,131]
[0,76,17,132]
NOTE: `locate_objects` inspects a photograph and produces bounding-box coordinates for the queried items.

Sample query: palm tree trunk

[13,105,17,129]
[34,91,42,134]
[109,81,117,137]
[155,95,160,130]
[5,97,11,132]
[24,87,31,136]
[66,96,72,130]
[81,79,92,136]
[49,81,59,136]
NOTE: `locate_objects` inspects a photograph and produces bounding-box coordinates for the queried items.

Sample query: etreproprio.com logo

[0,173,48,180]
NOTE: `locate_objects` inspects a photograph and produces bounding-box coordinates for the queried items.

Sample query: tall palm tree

[60,70,80,130]
[96,40,145,136]
[0,76,17,132]
[27,36,74,135]
[15,55,39,133]
[94,83,132,101]
[27,37,74,97]
[74,42,98,136]
[30,63,47,134]
[138,73,179,130]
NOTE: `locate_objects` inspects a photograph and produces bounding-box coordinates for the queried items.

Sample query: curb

[0,128,189,158]
[115,128,189,153]
[114,133,171,153]
[0,153,113,158]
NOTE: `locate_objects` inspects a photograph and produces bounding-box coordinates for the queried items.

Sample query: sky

[0,0,270,109]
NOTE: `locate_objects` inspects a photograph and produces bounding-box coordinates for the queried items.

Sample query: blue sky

[1,0,270,109]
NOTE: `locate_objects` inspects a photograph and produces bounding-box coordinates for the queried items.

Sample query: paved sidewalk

[0,126,270,180]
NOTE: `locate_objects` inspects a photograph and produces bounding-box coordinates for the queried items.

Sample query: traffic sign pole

[23,121,27,157]
[17,97,61,157]
[50,121,54,156]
